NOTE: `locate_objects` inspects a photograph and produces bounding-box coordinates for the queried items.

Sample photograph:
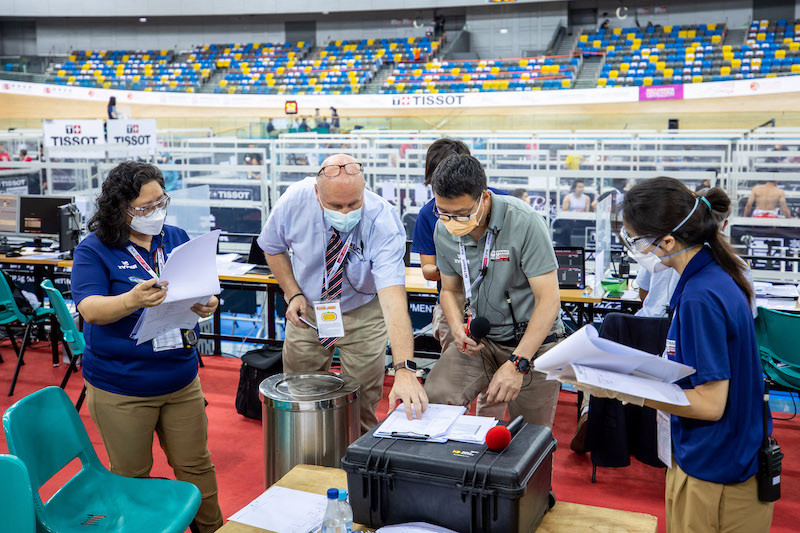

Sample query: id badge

[152,328,183,352]
[657,409,672,468]
[313,300,345,339]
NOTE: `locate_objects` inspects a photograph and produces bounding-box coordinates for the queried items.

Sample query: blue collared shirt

[258,177,406,312]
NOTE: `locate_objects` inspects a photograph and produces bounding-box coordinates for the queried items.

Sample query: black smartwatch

[394,360,418,373]
[508,354,531,374]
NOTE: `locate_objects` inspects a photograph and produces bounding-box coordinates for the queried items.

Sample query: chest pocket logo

[117,260,138,270]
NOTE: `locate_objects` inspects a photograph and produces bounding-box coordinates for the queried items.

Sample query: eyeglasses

[433,196,482,222]
[128,194,170,217]
[318,162,363,178]
[619,226,656,253]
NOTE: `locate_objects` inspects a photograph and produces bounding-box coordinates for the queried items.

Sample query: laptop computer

[246,236,271,275]
[554,246,585,290]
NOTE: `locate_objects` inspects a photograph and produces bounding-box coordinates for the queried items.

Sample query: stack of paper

[133,230,222,344]
[228,486,327,532]
[375,404,498,444]
[533,325,696,406]
[755,281,800,298]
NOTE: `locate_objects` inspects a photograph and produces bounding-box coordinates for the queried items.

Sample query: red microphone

[462,314,474,352]
[485,426,512,451]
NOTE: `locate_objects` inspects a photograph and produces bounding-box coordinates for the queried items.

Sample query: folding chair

[0,454,36,533]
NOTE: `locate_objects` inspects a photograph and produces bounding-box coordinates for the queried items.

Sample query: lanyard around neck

[458,230,494,301]
[126,244,165,279]
[323,231,355,292]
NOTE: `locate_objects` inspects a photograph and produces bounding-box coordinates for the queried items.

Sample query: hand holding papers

[375,404,498,444]
[534,325,695,406]
[133,230,222,344]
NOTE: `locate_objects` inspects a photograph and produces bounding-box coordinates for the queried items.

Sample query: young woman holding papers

[578,177,772,532]
[71,162,223,532]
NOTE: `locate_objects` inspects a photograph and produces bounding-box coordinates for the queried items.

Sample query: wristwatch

[508,354,531,374]
[394,360,418,373]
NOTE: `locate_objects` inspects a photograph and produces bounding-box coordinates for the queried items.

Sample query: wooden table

[218,465,658,533]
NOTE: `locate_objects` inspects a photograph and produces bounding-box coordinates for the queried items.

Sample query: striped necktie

[320,229,344,348]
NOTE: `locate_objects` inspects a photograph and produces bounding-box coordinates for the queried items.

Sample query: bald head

[315,153,365,214]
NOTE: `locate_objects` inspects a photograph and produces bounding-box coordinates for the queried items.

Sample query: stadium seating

[380,55,578,93]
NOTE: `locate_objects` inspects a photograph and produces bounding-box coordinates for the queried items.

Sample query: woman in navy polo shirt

[621,177,772,532]
[71,161,223,532]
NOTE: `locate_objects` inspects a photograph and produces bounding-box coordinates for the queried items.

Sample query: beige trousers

[665,460,773,533]
[86,376,223,533]
[424,333,563,428]
[283,296,387,433]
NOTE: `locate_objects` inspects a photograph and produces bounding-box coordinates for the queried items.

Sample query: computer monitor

[18,195,74,238]
[247,236,268,266]
[0,195,18,234]
[554,246,585,289]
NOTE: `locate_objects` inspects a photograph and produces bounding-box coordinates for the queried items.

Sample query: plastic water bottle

[338,488,353,533]
[321,488,345,533]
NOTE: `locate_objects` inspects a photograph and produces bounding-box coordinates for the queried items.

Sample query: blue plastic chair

[3,386,202,533]
[0,454,36,533]
[0,271,60,396]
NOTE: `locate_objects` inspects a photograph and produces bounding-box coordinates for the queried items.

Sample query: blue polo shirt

[71,226,199,397]
[667,247,766,484]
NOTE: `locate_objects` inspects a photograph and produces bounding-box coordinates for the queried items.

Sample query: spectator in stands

[71,162,223,533]
[564,151,583,170]
[330,107,340,131]
[512,188,529,204]
[435,14,446,39]
[0,143,11,170]
[579,177,772,532]
[266,119,276,137]
[158,153,180,191]
[562,179,591,212]
[600,19,610,30]
[18,148,32,162]
[258,153,428,432]
[299,117,310,132]
[412,139,508,420]
[245,151,263,180]
[425,154,564,427]
[744,179,792,218]
[107,96,118,119]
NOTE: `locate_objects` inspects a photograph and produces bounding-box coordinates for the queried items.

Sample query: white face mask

[627,245,669,274]
[129,207,167,236]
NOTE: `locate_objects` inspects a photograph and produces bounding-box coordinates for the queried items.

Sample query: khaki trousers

[425,333,563,428]
[665,460,773,533]
[284,296,387,433]
[86,376,223,533]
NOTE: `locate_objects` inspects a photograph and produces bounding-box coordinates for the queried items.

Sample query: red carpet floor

[1,346,798,532]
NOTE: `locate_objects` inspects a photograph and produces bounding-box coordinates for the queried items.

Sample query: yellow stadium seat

[792,64,800,73]
[144,87,152,91]
[142,54,150,61]
[490,66,499,75]
[592,40,602,48]
[309,78,317,86]
[169,80,177,88]
[609,70,619,79]
[757,33,766,41]
[102,81,111,89]
[68,54,76,61]
[193,63,200,70]
[408,37,415,43]
[721,66,731,76]
[452,67,460,75]
[656,43,665,50]
[413,68,422,76]
[186,87,194,93]
[304,65,312,73]
[766,73,777,78]
[520,59,528,67]
[791,42,800,52]
[722,44,732,52]
[276,66,285,74]
[297,41,305,48]
[319,72,327,79]
[394,53,402,62]
[267,79,275,87]
[723,52,734,61]
[367,39,374,45]
[678,30,687,39]
[642,49,651,56]
[606,45,615,52]
[579,35,588,42]
[711,35,721,44]
[613,27,622,35]
[649,55,658,63]
[642,76,652,86]
[67,75,76,83]
[463,74,471,82]
[657,61,666,70]
[389,42,397,50]
[335,40,342,47]
[396,83,405,91]
[687,30,696,39]
[692,75,703,83]
[219,79,228,87]
[228,87,236,94]
[597,78,607,87]
[664,68,674,78]
[631,43,640,51]
[776,49,786,59]
[57,69,65,76]
[561,79,570,88]
[708,23,716,30]
[620,62,630,72]
[663,26,672,33]
[732,58,742,68]
[752,57,762,65]
[627,33,636,40]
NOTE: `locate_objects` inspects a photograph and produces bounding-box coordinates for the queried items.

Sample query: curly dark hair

[87,161,165,248]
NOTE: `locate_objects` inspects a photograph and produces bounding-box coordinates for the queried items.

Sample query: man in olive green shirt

[425,154,564,427]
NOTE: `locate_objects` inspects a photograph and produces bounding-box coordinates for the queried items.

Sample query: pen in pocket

[129,276,165,290]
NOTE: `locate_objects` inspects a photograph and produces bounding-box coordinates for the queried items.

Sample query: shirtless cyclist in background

[743,180,793,218]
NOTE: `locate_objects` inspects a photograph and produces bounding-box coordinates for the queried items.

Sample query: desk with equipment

[217,465,658,533]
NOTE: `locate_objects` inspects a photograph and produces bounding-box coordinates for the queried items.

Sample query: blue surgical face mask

[323,207,362,233]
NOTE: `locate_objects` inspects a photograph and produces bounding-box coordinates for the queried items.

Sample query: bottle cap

[338,489,348,501]
[327,488,339,499]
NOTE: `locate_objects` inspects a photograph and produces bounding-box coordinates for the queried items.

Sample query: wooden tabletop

[218,465,657,533]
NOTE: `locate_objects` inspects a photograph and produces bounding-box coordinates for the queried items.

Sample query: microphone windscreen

[485,425,512,451]
[470,316,491,339]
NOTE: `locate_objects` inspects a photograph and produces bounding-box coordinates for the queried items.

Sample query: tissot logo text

[392,95,465,106]
[65,125,81,134]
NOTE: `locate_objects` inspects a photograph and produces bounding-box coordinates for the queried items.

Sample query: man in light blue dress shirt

[258,153,428,432]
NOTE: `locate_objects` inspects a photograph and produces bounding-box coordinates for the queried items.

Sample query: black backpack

[235,343,284,420]
[1,270,34,316]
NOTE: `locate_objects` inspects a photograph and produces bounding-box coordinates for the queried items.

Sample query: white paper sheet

[216,253,240,263]
[441,415,498,444]
[377,523,459,533]
[228,486,327,533]
[571,364,690,406]
[756,298,799,311]
[414,183,431,205]
[133,230,222,344]
[381,182,396,202]
[375,403,466,439]
[217,262,255,276]
[533,325,695,384]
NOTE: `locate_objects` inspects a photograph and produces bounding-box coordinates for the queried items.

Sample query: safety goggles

[619,226,657,254]
[128,194,170,217]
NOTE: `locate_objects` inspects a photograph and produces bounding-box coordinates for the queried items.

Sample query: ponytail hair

[622,176,753,303]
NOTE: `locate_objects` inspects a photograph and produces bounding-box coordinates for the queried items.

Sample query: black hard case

[341,423,556,533]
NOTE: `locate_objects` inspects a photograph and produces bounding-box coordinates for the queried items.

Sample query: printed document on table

[571,364,690,406]
[375,403,466,439]
[228,486,327,533]
[133,230,221,344]
[534,325,695,383]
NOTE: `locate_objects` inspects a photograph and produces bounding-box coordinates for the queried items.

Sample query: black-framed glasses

[128,194,170,217]
[433,196,482,222]
[318,162,363,178]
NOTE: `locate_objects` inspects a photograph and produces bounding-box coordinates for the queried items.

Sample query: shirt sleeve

[369,207,407,290]
[71,241,110,306]
[676,296,732,387]
[258,191,289,255]
[519,211,558,278]
[410,204,436,256]
[636,267,652,291]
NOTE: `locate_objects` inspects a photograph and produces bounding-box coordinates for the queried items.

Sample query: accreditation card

[313,300,345,338]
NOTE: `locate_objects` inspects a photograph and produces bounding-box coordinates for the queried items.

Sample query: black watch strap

[509,353,531,374]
